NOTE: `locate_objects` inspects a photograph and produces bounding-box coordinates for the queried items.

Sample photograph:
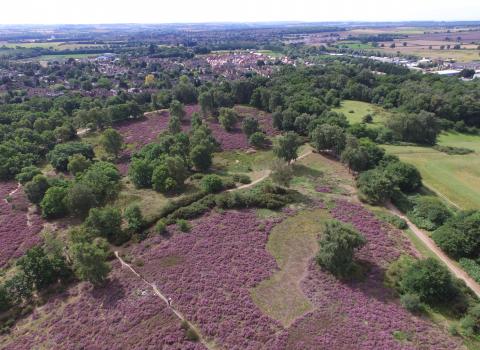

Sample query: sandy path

[386,203,480,298]
[228,150,313,192]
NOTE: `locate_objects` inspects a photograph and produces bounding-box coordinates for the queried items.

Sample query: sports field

[383,132,480,209]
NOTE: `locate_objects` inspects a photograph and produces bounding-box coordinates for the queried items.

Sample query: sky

[0,0,479,24]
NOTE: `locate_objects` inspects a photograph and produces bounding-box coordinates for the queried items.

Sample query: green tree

[385,161,422,193]
[40,186,68,219]
[129,159,153,188]
[4,272,33,305]
[85,207,125,244]
[17,247,56,290]
[47,142,94,171]
[274,132,300,163]
[99,128,123,158]
[67,154,91,176]
[242,117,259,137]
[190,144,212,172]
[249,132,268,149]
[401,258,457,304]
[65,183,98,218]
[310,124,346,156]
[357,169,395,204]
[219,108,237,131]
[124,204,145,233]
[69,238,111,286]
[151,157,187,193]
[316,220,366,277]
[169,100,185,120]
[168,115,182,134]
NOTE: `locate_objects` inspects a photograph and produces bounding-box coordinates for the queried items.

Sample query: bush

[24,174,50,204]
[67,154,91,176]
[219,108,237,131]
[124,204,145,233]
[433,145,474,155]
[85,207,126,244]
[201,174,224,193]
[374,211,408,230]
[249,132,268,148]
[40,186,68,219]
[185,327,199,342]
[177,219,191,232]
[242,117,260,137]
[232,174,251,184]
[409,196,452,231]
[432,210,480,260]
[391,189,414,213]
[15,166,42,185]
[155,220,167,235]
[459,258,480,283]
[400,293,424,313]
[190,144,213,172]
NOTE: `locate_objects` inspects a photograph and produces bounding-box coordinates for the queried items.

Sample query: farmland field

[383,132,480,209]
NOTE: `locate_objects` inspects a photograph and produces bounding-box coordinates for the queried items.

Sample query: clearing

[333,100,393,126]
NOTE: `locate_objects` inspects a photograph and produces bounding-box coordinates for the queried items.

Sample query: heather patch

[0,182,44,267]
[130,210,286,349]
[1,262,206,350]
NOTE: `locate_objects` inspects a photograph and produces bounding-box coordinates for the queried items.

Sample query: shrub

[400,293,424,313]
[385,255,415,292]
[433,145,474,155]
[24,174,50,204]
[67,154,91,176]
[242,117,259,137]
[362,114,373,123]
[40,186,68,219]
[201,175,224,193]
[409,196,452,231]
[219,108,237,131]
[460,304,480,336]
[15,166,42,185]
[374,211,408,229]
[459,258,480,284]
[232,174,251,184]
[155,220,167,235]
[124,204,145,233]
[185,327,199,342]
[177,219,191,232]
[249,132,268,148]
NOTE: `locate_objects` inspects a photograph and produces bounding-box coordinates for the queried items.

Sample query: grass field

[29,53,100,61]
[383,132,480,209]
[333,100,392,126]
[251,209,328,326]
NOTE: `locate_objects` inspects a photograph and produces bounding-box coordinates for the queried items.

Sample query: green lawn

[333,100,392,126]
[383,137,480,209]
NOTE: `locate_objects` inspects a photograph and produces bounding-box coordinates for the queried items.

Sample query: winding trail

[228,149,313,192]
[386,203,480,298]
[114,251,214,349]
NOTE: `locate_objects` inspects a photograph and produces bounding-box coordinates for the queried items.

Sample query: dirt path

[228,150,313,192]
[114,252,214,349]
[4,182,21,204]
[386,203,480,298]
